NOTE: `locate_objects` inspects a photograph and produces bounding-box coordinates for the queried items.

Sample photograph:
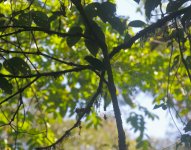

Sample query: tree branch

[0,66,90,79]
[36,72,104,150]
[0,26,89,39]
[0,77,39,105]
[71,1,127,149]
[109,5,191,59]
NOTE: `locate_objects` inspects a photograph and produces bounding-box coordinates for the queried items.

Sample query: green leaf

[85,39,99,56]
[66,26,83,47]
[0,77,13,94]
[3,57,31,75]
[31,11,50,28]
[144,0,161,19]
[128,20,146,28]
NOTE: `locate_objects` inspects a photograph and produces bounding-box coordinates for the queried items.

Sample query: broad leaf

[18,12,32,26]
[97,1,116,23]
[144,0,161,19]
[85,39,99,56]
[87,21,105,42]
[0,77,13,94]
[31,11,50,28]
[166,0,187,13]
[133,0,140,4]
[66,26,83,47]
[128,20,146,28]
[3,57,31,75]
[108,17,126,34]
[84,2,100,19]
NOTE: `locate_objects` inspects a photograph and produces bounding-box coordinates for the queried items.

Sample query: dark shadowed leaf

[186,56,191,69]
[128,20,146,28]
[85,39,99,56]
[153,104,163,109]
[31,11,50,28]
[124,33,131,42]
[100,1,116,16]
[3,57,31,75]
[18,12,32,26]
[90,21,105,42]
[108,17,126,34]
[144,0,161,19]
[134,0,140,4]
[0,77,13,94]
[59,1,66,16]
[49,11,64,22]
[66,26,83,47]
[171,55,180,70]
[84,2,100,19]
[166,0,187,13]
[183,120,191,132]
[181,9,191,28]
[97,1,116,22]
[84,56,104,71]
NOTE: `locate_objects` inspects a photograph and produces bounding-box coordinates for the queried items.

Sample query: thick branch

[109,5,191,59]
[71,0,127,149]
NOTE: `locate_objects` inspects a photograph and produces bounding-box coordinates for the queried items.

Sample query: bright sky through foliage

[116,0,182,139]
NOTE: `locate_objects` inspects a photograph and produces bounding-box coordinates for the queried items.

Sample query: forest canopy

[0,0,191,149]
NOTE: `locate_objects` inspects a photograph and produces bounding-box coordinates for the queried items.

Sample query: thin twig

[36,72,105,149]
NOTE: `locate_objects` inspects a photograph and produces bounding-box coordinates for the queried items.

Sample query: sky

[115,0,184,140]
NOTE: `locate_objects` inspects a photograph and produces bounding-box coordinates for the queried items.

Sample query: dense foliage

[0,0,191,149]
